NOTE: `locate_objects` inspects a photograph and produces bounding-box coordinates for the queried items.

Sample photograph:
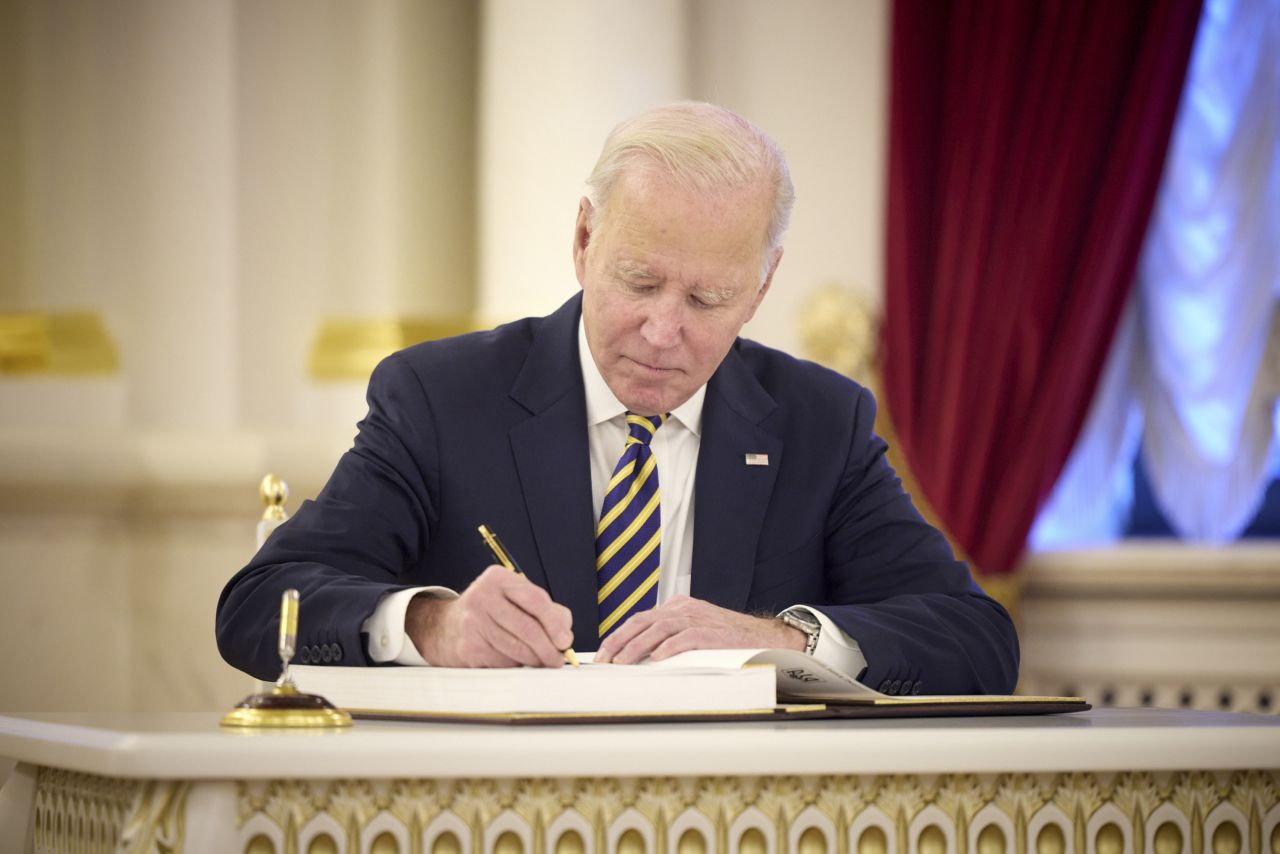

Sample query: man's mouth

[628,357,677,375]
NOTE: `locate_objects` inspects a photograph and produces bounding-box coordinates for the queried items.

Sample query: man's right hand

[405,565,574,667]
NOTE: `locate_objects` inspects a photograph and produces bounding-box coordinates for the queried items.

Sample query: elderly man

[217,102,1019,695]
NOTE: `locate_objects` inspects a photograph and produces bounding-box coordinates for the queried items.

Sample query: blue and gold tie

[596,412,667,639]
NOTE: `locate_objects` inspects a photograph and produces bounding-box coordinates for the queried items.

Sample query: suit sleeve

[815,386,1020,695]
[215,353,440,680]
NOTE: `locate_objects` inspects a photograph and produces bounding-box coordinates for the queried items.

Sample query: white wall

[691,0,889,354]
[478,0,691,323]
[0,0,894,713]
[1,0,1276,720]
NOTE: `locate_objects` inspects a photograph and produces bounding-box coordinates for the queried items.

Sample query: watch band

[780,609,821,655]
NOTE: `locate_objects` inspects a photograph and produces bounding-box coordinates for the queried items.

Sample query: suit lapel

[690,345,781,612]
[508,295,601,645]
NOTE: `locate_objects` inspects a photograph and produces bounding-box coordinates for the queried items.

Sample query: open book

[290,649,1088,723]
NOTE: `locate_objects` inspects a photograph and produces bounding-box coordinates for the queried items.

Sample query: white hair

[585,101,795,283]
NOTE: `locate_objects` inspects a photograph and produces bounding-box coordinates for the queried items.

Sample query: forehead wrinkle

[595,172,770,296]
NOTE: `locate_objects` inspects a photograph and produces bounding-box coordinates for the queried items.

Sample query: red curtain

[882,0,1202,576]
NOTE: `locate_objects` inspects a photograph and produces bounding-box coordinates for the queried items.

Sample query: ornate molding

[0,311,119,376]
[308,316,479,380]
[28,766,1280,852]
[119,780,191,853]
[32,767,138,853]
[231,770,1280,854]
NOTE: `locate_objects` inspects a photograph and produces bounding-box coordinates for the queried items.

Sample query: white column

[690,0,889,355]
[99,0,240,429]
[478,0,691,324]
[233,0,335,428]
[3,0,251,431]
[236,0,478,428]
[323,0,477,320]
[6,0,106,315]
[0,1,21,311]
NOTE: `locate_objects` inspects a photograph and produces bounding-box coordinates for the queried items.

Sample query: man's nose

[640,299,683,349]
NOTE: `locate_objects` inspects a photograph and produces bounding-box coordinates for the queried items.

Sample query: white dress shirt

[363,318,868,678]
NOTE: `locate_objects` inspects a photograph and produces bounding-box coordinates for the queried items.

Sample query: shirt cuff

[780,604,869,680]
[362,586,459,665]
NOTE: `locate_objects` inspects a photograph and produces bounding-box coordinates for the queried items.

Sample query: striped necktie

[596,412,667,639]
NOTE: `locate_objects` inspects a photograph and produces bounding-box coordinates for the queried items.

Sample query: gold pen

[478,524,580,667]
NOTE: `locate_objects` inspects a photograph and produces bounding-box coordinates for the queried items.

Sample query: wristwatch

[779,608,821,655]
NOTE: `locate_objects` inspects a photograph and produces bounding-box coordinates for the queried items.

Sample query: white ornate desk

[1,708,1278,854]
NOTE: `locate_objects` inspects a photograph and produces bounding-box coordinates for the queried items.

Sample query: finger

[650,612,781,658]
[483,622,560,668]
[450,600,534,667]
[503,576,574,651]
[649,626,713,660]
[608,615,688,665]
[450,615,522,668]
[454,585,551,667]
[464,567,566,666]
[477,566,574,653]
[595,607,660,662]
[474,563,518,587]
[480,595,565,668]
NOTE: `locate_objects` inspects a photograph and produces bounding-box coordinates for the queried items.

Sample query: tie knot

[624,413,667,446]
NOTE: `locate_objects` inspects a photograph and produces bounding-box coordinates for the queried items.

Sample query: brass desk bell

[220,588,353,728]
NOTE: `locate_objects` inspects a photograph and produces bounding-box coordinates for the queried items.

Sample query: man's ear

[573,197,595,287]
[744,246,783,323]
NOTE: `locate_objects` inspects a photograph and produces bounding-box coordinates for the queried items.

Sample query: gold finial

[260,473,289,522]
[797,283,880,384]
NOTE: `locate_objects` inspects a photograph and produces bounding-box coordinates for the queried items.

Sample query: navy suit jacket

[217,294,1019,692]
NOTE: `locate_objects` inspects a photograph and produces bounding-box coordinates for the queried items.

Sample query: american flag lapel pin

[744,453,769,467]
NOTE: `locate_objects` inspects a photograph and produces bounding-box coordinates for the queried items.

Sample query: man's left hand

[594,594,806,664]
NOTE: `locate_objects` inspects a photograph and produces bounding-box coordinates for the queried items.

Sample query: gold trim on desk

[308,316,480,380]
[32,767,1279,854]
[220,705,353,729]
[0,311,119,376]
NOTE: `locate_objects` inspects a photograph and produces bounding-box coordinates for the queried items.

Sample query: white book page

[291,659,777,713]
[619,648,886,701]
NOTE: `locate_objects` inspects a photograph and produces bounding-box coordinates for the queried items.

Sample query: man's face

[573,169,782,416]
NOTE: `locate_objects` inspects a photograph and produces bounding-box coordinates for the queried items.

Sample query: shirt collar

[578,316,704,437]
